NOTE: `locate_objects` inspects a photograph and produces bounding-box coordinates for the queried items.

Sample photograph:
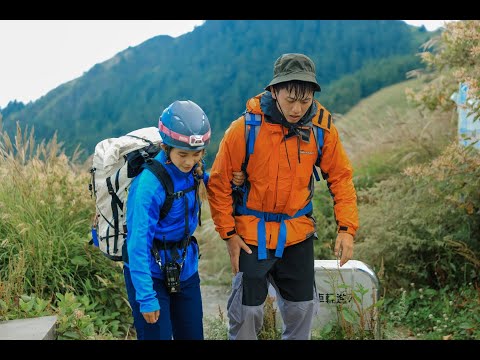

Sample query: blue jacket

[124,150,209,313]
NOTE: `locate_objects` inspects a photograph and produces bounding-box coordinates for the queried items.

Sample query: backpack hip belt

[234,201,313,260]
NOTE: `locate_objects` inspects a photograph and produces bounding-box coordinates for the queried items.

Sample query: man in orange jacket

[207,53,359,340]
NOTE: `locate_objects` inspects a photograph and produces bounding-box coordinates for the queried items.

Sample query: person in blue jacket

[123,100,244,340]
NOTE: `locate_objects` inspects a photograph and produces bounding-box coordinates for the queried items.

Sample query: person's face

[169,147,204,173]
[272,87,314,124]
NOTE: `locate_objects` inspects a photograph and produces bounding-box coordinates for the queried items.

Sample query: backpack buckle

[139,149,152,164]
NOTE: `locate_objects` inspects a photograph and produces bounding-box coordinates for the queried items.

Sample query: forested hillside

[1,21,478,340]
[1,20,434,164]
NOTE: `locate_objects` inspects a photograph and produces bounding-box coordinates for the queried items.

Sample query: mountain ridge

[1,20,435,164]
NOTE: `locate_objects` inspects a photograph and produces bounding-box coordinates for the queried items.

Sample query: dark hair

[271,80,317,101]
[163,144,173,160]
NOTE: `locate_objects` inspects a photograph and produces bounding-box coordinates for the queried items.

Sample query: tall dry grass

[0,120,131,338]
[194,202,232,286]
[0,121,93,299]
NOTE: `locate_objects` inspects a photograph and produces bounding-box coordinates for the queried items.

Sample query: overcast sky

[0,20,455,109]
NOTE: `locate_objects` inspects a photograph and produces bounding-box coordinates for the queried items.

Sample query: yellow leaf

[466,202,474,214]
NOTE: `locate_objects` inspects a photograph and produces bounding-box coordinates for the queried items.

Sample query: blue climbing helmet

[158,100,211,151]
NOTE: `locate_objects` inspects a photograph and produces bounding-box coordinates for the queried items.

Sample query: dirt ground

[201,284,230,320]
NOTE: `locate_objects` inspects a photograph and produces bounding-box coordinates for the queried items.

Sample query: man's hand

[142,310,160,324]
[334,232,354,267]
[226,234,252,274]
[232,171,245,186]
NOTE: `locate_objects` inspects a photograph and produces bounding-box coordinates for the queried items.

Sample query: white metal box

[312,260,381,337]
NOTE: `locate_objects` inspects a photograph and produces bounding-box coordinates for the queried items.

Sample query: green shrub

[385,282,479,340]
[0,123,132,337]
[355,143,480,290]
[204,306,228,340]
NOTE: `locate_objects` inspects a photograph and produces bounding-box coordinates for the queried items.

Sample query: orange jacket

[207,92,358,251]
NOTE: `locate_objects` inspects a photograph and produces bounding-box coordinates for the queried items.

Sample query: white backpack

[89,127,163,261]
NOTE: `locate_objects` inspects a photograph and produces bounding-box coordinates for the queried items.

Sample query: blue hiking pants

[123,266,204,340]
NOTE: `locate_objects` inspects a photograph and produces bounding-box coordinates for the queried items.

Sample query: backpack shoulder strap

[242,112,262,172]
[312,124,325,181]
[145,159,200,221]
[242,111,326,181]
[312,101,331,181]
[145,159,175,220]
[312,102,332,132]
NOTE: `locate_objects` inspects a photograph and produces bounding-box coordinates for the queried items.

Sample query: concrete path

[201,284,230,319]
[0,315,57,340]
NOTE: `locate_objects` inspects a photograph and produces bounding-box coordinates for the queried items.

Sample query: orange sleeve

[207,117,246,239]
[319,123,359,237]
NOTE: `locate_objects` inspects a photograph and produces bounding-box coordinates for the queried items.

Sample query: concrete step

[0,315,57,340]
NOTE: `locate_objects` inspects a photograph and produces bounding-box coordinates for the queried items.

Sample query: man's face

[272,87,314,124]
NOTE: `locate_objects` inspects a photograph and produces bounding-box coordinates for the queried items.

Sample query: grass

[0,121,132,338]
[335,78,456,173]
[195,204,232,287]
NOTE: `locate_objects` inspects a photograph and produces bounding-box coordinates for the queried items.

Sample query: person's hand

[334,232,354,267]
[226,234,252,274]
[142,310,160,324]
[232,171,245,186]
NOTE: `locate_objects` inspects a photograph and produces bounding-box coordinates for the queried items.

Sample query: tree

[407,20,480,121]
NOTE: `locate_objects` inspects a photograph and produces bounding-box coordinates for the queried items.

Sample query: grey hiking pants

[226,235,318,340]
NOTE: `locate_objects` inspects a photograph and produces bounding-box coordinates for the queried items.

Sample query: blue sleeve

[126,169,165,313]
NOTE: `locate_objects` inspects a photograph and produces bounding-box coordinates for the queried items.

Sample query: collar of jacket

[260,91,317,129]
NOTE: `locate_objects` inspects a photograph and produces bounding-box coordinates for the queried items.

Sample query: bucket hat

[265,53,321,92]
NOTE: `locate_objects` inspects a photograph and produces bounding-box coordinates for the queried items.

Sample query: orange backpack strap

[311,101,332,181]
[312,102,332,131]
